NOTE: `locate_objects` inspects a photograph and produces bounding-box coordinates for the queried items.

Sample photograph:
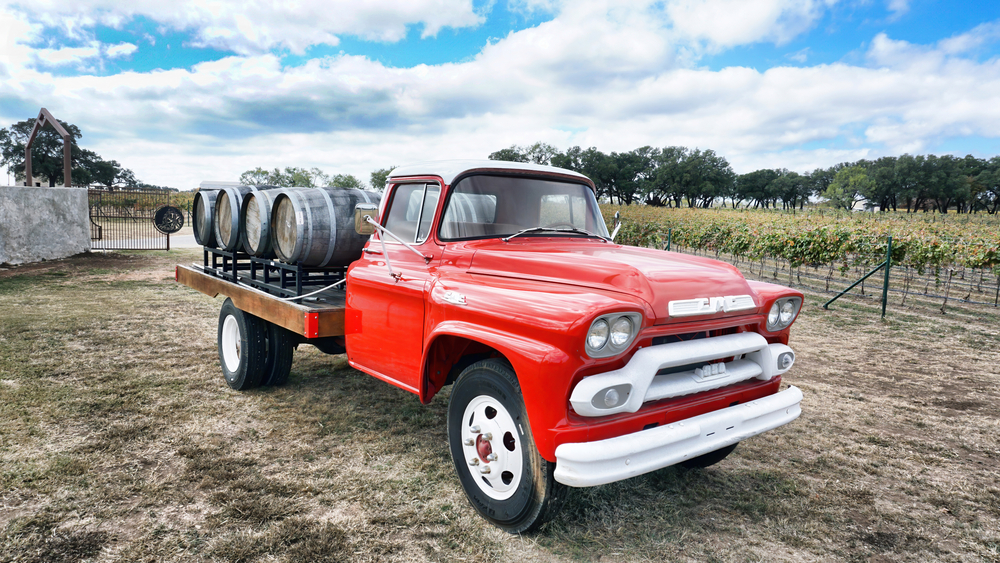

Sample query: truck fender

[420,320,571,461]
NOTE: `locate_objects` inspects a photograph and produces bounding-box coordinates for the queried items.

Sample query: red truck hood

[465,240,757,324]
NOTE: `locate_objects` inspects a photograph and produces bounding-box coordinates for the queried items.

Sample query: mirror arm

[610,211,622,241]
[364,215,431,265]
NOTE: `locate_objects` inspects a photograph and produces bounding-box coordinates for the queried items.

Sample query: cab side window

[383,183,441,244]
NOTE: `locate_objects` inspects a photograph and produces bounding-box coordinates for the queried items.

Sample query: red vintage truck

[177,159,803,533]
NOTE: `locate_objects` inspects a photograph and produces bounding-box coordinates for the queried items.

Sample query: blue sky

[2,0,1000,188]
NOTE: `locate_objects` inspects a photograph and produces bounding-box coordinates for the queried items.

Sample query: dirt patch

[1,249,999,562]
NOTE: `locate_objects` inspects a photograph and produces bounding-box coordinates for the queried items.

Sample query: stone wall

[0,186,90,265]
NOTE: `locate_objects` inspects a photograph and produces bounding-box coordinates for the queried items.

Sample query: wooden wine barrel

[193,189,219,248]
[271,187,382,267]
[214,185,283,252]
[213,186,255,251]
[239,186,296,258]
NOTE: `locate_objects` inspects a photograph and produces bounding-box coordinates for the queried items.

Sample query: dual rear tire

[217,298,294,390]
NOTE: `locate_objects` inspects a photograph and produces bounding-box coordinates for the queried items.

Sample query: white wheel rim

[461,395,523,500]
[221,315,242,374]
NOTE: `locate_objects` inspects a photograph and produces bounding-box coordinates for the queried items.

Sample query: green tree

[489,142,559,165]
[239,166,361,188]
[239,167,273,185]
[823,166,872,210]
[329,173,364,189]
[648,146,688,207]
[370,167,396,192]
[770,170,807,210]
[550,146,583,172]
[895,154,926,212]
[681,149,734,208]
[738,169,780,209]
[974,156,1000,214]
[488,145,530,163]
[0,117,138,187]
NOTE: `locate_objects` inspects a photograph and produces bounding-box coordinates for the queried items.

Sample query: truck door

[346,182,442,394]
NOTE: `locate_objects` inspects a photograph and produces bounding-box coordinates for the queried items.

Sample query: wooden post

[24,108,73,187]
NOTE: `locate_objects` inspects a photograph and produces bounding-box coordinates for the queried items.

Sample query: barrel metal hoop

[317,188,337,268]
[296,190,311,264]
[258,191,272,255]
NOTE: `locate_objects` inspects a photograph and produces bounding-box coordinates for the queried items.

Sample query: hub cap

[221,315,242,374]
[461,395,522,500]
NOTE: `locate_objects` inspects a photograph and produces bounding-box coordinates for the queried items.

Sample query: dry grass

[1,249,998,562]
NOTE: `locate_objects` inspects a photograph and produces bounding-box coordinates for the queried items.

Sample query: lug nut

[479,466,491,474]
[468,457,479,466]
[470,425,481,434]
[463,438,474,446]
[482,432,493,441]
[486,453,498,461]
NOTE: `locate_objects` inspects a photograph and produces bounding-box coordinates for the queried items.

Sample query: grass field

[1,249,999,562]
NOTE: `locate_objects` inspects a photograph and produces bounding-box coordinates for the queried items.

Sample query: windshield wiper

[502,227,609,242]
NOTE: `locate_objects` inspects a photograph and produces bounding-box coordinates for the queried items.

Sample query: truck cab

[344,160,803,532]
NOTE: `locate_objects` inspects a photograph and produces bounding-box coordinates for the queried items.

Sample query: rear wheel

[447,359,564,533]
[680,443,739,469]
[260,322,295,386]
[217,299,267,390]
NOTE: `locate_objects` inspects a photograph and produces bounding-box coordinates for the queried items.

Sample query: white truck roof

[388,159,594,188]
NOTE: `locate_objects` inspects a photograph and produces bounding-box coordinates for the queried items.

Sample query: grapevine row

[603,206,1000,275]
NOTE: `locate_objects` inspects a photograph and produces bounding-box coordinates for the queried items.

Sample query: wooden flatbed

[175,264,345,338]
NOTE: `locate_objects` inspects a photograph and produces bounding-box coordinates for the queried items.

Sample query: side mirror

[610,211,622,241]
[354,203,378,235]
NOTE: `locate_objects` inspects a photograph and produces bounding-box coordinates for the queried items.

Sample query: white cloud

[938,21,1000,56]
[886,0,910,18]
[787,48,810,63]
[664,0,837,50]
[2,3,1000,189]
[0,9,40,77]
[33,42,100,65]
[105,42,137,58]
[2,0,485,54]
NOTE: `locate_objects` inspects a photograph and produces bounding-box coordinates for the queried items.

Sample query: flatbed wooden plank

[176,264,345,338]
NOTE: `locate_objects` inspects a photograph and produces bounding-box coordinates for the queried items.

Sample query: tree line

[489,143,1000,214]
[238,166,395,192]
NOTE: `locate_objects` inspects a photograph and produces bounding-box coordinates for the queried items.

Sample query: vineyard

[603,205,1000,310]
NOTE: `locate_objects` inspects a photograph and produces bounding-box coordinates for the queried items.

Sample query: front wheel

[447,359,564,534]
[679,443,739,469]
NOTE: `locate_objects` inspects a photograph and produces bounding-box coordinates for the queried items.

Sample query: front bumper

[553,385,803,487]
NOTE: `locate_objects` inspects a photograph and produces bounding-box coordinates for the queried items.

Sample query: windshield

[439,175,610,241]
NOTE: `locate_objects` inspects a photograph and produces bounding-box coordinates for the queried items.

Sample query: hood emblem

[668,295,755,317]
[441,290,467,306]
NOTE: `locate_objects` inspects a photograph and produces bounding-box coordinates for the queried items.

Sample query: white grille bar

[570,332,795,417]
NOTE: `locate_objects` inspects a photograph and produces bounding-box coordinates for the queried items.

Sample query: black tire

[679,443,739,469]
[260,322,295,387]
[217,298,267,390]
[447,359,565,534]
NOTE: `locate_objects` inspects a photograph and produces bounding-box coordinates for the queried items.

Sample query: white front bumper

[553,385,803,487]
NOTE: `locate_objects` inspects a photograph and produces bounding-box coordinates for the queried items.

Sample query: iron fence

[88,188,183,250]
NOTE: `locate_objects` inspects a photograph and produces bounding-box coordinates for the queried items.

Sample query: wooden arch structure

[24,108,72,187]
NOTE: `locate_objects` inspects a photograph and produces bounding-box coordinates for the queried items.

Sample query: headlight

[766,297,801,332]
[780,301,795,324]
[586,313,641,358]
[610,316,633,347]
[587,319,609,350]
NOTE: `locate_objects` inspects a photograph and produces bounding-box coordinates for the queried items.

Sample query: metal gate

[88,188,184,250]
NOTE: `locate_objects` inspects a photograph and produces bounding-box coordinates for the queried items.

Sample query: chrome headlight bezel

[585,312,642,358]
[766,297,802,332]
